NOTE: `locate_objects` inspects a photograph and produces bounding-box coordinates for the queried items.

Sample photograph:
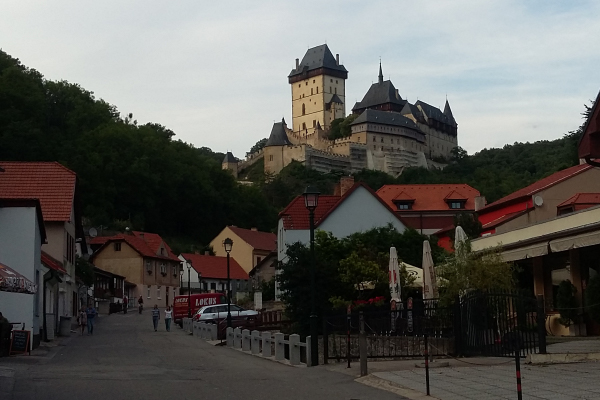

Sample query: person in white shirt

[164,306,173,332]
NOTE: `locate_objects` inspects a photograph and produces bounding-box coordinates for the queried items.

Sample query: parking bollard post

[262,332,272,357]
[274,333,284,361]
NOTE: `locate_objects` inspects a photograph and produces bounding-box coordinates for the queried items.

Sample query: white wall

[0,206,42,347]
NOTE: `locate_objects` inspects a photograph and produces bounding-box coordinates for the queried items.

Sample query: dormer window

[449,201,465,209]
[396,202,412,210]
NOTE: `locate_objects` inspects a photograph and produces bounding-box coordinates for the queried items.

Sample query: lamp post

[197,271,202,293]
[303,185,320,367]
[223,238,233,328]
[186,260,192,318]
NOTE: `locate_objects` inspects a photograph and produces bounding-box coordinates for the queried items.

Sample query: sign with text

[9,330,30,356]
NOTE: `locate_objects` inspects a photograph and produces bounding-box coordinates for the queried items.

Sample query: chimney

[296,58,299,69]
[474,196,486,212]
[251,227,258,231]
[336,54,339,66]
[339,176,355,196]
[333,183,341,197]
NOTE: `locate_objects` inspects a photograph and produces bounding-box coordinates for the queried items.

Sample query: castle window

[330,79,333,82]
[313,120,316,127]
[311,88,313,95]
[372,136,376,142]
[313,79,315,83]
[381,146,384,151]
[305,82,308,86]
[298,84,301,88]
[302,122,306,130]
[269,155,273,161]
[316,87,318,94]
[302,104,305,115]
[336,80,338,83]
[380,137,384,143]
[335,88,337,94]
[330,86,332,93]
[373,145,376,150]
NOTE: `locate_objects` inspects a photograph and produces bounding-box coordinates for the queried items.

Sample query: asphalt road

[1,310,404,400]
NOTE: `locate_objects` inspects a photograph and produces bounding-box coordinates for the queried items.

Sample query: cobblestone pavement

[374,361,600,400]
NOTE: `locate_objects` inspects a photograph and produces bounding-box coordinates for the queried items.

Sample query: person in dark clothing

[0,312,13,357]
[151,305,160,331]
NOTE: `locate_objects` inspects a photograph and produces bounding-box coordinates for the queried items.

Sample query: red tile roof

[91,232,179,262]
[481,210,528,230]
[279,183,403,230]
[41,251,67,274]
[377,184,480,212]
[180,253,248,280]
[480,164,593,213]
[0,162,76,221]
[557,193,600,207]
[227,226,276,252]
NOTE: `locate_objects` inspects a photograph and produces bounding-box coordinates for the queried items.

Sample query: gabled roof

[444,190,467,201]
[479,164,594,213]
[415,100,454,126]
[0,161,76,221]
[41,251,67,274]
[557,193,600,208]
[288,44,347,78]
[265,120,292,147]
[0,198,47,243]
[351,109,419,131]
[90,231,179,262]
[352,80,405,112]
[377,184,480,212]
[180,253,248,280]
[227,226,276,252]
[279,183,405,230]
[393,191,415,201]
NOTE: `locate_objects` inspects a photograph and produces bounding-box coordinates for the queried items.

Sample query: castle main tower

[288,44,348,135]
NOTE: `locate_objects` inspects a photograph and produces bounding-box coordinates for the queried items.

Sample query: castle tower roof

[222,151,237,164]
[265,119,292,147]
[288,44,348,81]
[443,99,456,126]
[352,79,404,113]
[378,61,383,84]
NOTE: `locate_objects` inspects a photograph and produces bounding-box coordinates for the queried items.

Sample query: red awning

[0,262,37,294]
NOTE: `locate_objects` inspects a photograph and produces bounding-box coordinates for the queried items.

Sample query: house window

[210,282,216,290]
[396,203,412,210]
[160,263,166,276]
[147,286,151,298]
[449,201,465,209]
[256,257,262,264]
[157,286,161,299]
[114,243,121,251]
[173,266,178,277]
[146,260,152,274]
[160,248,165,256]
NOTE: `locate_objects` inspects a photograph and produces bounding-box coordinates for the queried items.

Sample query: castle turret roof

[288,44,347,78]
[265,120,292,147]
[416,100,456,127]
[443,99,457,126]
[352,79,405,112]
[222,151,237,164]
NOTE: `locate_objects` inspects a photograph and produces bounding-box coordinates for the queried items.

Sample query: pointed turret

[222,151,238,178]
[378,61,383,84]
[443,99,457,126]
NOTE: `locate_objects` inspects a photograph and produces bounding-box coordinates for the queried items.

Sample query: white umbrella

[388,247,401,303]
[400,262,423,288]
[422,240,438,300]
[455,225,468,259]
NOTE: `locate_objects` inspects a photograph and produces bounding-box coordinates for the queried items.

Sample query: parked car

[173,293,227,325]
[193,304,258,322]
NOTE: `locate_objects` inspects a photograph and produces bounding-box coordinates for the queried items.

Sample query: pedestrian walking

[77,307,87,335]
[151,305,160,331]
[86,304,97,335]
[164,306,173,332]
[138,295,144,314]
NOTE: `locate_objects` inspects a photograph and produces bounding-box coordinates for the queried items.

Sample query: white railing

[225,327,312,366]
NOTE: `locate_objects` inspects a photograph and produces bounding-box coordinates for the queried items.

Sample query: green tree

[556,280,578,327]
[76,256,95,287]
[585,275,600,324]
[249,138,268,154]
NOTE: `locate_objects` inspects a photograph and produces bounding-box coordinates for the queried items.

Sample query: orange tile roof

[180,253,248,280]
[377,184,480,212]
[227,226,276,252]
[480,164,593,213]
[41,251,67,274]
[557,193,600,207]
[279,183,403,230]
[91,232,179,262]
[0,162,76,221]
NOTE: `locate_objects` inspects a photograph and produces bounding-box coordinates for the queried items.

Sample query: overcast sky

[2,1,599,158]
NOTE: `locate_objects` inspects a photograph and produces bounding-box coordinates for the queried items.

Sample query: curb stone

[356,374,439,400]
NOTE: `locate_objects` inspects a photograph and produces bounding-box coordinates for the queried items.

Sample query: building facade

[209,226,276,274]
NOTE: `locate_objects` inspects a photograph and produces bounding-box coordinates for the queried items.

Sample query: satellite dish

[89,227,98,238]
[534,195,544,207]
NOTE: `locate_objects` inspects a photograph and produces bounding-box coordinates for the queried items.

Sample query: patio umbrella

[0,262,36,294]
[455,225,468,259]
[400,262,423,288]
[388,247,401,303]
[422,240,439,300]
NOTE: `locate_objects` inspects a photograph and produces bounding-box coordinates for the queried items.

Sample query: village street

[0,311,404,400]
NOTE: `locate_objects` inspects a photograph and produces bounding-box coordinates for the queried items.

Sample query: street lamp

[186,260,192,318]
[197,271,202,293]
[223,237,233,328]
[303,185,320,367]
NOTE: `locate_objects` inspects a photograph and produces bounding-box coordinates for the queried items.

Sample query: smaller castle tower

[222,151,238,178]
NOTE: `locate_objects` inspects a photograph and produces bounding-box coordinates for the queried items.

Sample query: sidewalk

[328,357,600,400]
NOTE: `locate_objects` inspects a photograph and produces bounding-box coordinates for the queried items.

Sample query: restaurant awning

[549,230,600,253]
[501,242,549,262]
[0,262,37,294]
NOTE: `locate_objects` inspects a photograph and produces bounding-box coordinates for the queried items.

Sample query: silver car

[193,304,258,322]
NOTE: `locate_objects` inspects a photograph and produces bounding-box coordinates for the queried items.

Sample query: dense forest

[0,50,589,251]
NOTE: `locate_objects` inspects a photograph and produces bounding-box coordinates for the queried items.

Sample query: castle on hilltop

[225,44,458,178]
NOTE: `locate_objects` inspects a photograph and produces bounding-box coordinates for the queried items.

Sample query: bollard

[210,324,217,341]
[234,327,242,349]
[242,329,251,352]
[251,330,260,354]
[262,332,272,357]
[199,323,205,339]
[226,327,234,347]
[306,336,312,367]
[289,334,300,365]
[359,311,368,377]
[424,334,430,396]
[274,333,285,361]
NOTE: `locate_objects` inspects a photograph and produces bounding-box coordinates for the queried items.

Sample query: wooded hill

[0,50,589,251]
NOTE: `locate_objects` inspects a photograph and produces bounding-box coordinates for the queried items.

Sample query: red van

[173,293,227,324]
